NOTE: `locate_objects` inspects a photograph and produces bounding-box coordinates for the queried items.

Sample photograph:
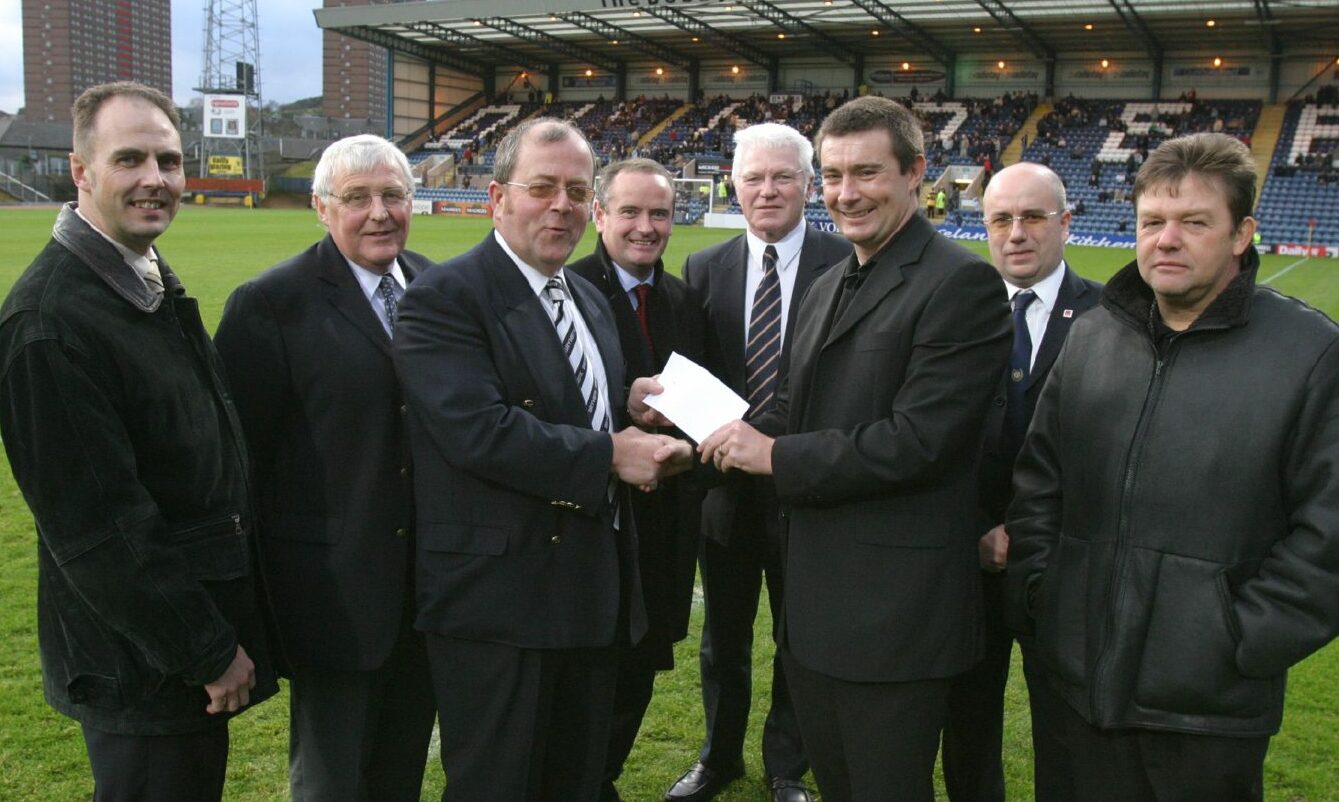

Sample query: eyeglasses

[736,171,804,188]
[986,211,1062,233]
[329,189,412,210]
[505,181,596,205]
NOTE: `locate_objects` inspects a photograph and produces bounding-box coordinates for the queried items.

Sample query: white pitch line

[1261,257,1310,285]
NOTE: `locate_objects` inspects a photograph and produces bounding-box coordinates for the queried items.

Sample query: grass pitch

[0,205,1337,801]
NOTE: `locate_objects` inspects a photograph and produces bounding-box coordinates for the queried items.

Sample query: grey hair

[493,118,597,184]
[731,122,815,180]
[312,134,414,197]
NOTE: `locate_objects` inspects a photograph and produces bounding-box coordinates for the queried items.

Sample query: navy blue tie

[1005,290,1037,443]
[745,245,781,419]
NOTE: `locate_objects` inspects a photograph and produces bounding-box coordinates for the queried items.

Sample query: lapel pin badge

[1062,308,1074,318]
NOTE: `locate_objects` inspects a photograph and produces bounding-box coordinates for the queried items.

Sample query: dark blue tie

[1005,289,1037,443]
[745,245,781,419]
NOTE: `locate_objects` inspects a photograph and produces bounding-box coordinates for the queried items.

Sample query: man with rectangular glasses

[940,162,1100,802]
[215,134,437,802]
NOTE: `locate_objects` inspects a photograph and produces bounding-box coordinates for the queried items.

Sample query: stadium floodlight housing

[196,0,264,181]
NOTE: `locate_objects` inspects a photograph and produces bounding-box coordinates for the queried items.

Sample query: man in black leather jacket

[0,82,275,802]
[1006,132,1339,800]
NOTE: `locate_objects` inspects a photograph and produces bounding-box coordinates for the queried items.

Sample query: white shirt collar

[1003,260,1067,313]
[74,204,160,284]
[495,229,568,298]
[745,220,807,272]
[345,256,406,299]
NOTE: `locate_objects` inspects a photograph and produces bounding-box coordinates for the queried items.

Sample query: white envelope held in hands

[643,352,749,443]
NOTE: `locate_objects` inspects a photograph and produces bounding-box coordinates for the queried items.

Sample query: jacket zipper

[1088,328,1173,724]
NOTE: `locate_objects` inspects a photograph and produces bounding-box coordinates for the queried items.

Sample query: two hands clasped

[627,376,774,479]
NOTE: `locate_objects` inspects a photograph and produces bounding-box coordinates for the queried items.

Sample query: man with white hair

[215,134,437,802]
[665,122,850,802]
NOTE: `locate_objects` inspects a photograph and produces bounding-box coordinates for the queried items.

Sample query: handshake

[610,427,693,491]
[615,376,776,485]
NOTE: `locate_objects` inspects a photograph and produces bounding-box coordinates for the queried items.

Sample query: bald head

[982,162,1071,289]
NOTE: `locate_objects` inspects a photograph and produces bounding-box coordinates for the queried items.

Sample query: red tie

[634,284,655,356]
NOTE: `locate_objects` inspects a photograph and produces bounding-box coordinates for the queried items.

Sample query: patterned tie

[633,284,655,358]
[1005,289,1037,443]
[544,277,610,433]
[144,256,164,296]
[745,245,782,419]
[378,273,399,337]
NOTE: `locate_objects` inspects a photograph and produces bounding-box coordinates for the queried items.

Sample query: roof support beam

[847,0,956,68]
[476,16,620,73]
[751,0,859,67]
[1106,0,1163,98]
[405,21,547,74]
[640,6,777,71]
[559,11,695,69]
[328,25,486,77]
[972,0,1055,89]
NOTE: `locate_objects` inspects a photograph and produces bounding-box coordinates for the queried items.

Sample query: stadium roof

[314,0,1339,80]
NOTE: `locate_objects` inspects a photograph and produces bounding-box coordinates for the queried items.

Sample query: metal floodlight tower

[196,0,263,180]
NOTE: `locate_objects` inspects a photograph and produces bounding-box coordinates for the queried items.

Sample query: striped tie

[144,256,164,296]
[744,244,781,419]
[544,277,610,433]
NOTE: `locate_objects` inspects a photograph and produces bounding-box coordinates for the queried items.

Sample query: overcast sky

[0,0,324,115]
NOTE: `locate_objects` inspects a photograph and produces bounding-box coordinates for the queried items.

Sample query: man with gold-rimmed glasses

[394,118,693,801]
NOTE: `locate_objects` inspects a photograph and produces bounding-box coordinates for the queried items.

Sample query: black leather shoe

[770,778,814,802]
[663,761,745,802]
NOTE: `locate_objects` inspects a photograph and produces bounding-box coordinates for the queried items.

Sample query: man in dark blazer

[214,134,436,802]
[569,158,707,802]
[940,162,1101,802]
[666,123,849,802]
[698,96,1011,801]
[394,119,692,802]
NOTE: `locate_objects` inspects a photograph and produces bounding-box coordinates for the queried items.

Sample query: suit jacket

[214,234,431,674]
[394,232,646,649]
[978,265,1102,524]
[683,225,851,546]
[757,213,1011,683]
[569,239,705,648]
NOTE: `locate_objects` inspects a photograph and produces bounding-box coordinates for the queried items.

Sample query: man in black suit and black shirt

[568,158,706,802]
[939,162,1101,802]
[665,122,850,802]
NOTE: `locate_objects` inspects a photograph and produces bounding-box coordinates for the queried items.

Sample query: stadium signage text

[1275,243,1339,258]
[868,69,947,85]
[599,0,729,6]
[936,225,1136,249]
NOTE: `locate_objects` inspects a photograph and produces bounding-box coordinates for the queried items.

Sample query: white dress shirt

[346,258,407,338]
[743,221,807,347]
[1003,261,1068,372]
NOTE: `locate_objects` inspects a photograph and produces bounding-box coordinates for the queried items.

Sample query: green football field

[1,205,1337,801]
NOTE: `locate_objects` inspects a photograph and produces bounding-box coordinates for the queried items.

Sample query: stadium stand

[1257,102,1339,249]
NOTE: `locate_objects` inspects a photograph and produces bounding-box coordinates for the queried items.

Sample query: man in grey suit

[215,134,437,802]
[665,122,850,802]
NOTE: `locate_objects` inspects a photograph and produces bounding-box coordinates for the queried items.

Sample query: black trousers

[1020,647,1078,802]
[1048,677,1270,802]
[427,634,619,802]
[288,615,437,802]
[83,722,229,802]
[942,571,1011,802]
[696,482,806,781]
[601,635,669,801]
[781,647,950,802]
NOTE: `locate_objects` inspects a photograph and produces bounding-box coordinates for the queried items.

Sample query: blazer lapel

[1024,264,1090,390]
[570,272,626,420]
[483,237,592,427]
[316,235,394,358]
[712,236,749,391]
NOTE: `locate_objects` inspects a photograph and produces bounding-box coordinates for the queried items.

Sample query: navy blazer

[215,234,430,674]
[978,264,1103,524]
[395,232,646,649]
